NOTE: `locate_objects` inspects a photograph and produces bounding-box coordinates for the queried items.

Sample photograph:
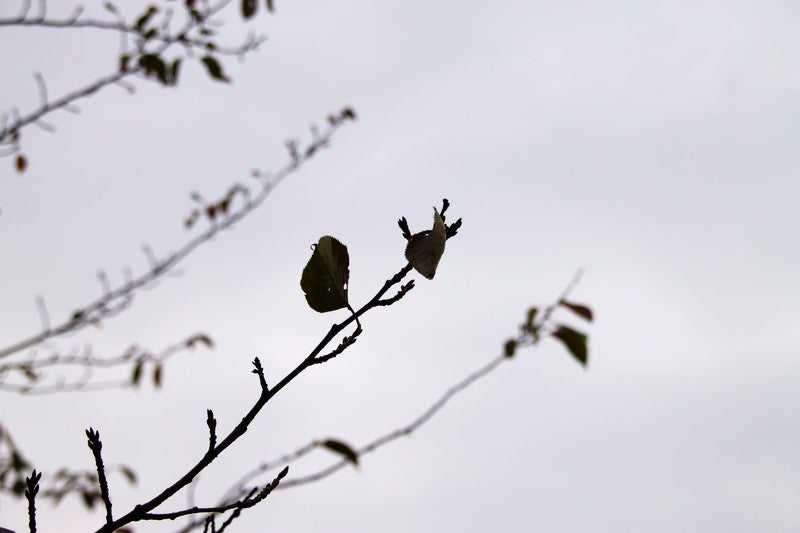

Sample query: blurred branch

[0,332,213,394]
[0,108,356,360]
[0,0,264,153]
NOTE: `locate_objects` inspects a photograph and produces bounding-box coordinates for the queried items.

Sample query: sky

[1,1,799,532]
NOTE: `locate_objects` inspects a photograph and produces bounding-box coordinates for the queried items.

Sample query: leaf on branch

[300,236,350,313]
[405,208,447,279]
[81,490,97,509]
[170,59,182,86]
[186,333,214,349]
[524,307,539,335]
[20,365,38,382]
[322,439,358,467]
[504,339,517,358]
[134,5,158,32]
[266,0,275,12]
[119,465,137,485]
[552,325,588,367]
[15,154,27,174]
[559,300,593,322]
[201,56,231,83]
[138,54,169,85]
[242,0,258,18]
[131,360,144,386]
[153,363,163,388]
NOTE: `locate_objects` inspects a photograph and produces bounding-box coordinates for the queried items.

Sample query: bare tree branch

[171,274,589,533]
[89,207,462,533]
[0,332,213,394]
[0,109,356,360]
[0,0,263,151]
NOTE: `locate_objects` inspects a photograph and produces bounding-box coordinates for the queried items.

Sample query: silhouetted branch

[0,109,356,360]
[85,428,113,525]
[141,466,287,521]
[91,201,461,533]
[25,469,41,533]
[171,274,589,533]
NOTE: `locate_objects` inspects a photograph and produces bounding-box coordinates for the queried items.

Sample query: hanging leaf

[152,363,163,388]
[201,56,230,83]
[138,54,168,85]
[81,491,97,509]
[131,360,143,386]
[169,59,182,85]
[559,300,593,322]
[300,236,350,312]
[265,0,274,12]
[15,154,27,174]
[504,339,517,358]
[322,439,358,467]
[405,208,446,279]
[241,0,257,18]
[119,465,137,484]
[552,325,588,366]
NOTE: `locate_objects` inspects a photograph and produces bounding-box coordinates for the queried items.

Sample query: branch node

[251,357,268,391]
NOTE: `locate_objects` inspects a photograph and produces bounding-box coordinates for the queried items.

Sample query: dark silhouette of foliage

[0,1,594,531]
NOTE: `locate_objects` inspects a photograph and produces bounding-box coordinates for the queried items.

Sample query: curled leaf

[322,439,358,467]
[300,236,350,312]
[405,208,446,279]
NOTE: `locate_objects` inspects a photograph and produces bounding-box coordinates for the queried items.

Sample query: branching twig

[141,466,287,521]
[172,273,589,533]
[0,332,214,394]
[0,109,356,361]
[91,204,462,533]
[0,0,262,150]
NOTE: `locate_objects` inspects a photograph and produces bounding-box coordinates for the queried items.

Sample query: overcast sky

[1,1,799,532]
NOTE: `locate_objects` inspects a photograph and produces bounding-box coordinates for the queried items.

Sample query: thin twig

[0,110,355,360]
[94,208,460,533]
